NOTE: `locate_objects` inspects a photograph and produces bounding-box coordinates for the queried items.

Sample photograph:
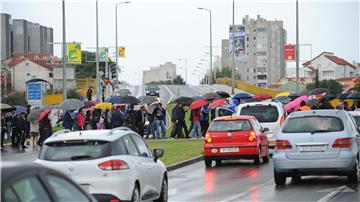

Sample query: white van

[235,101,287,148]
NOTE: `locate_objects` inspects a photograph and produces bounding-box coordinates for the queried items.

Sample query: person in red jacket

[77,108,85,130]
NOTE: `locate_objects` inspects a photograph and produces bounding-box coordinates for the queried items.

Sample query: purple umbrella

[15,105,27,114]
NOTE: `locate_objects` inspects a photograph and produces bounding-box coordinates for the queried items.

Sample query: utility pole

[95,0,100,101]
[209,10,213,85]
[231,0,235,95]
[296,0,300,93]
[62,0,67,100]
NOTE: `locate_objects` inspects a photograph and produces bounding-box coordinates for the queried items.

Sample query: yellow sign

[99,47,109,61]
[67,43,81,63]
[118,47,125,58]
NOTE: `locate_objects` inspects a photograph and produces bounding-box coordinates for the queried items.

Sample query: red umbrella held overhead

[189,100,208,110]
[209,99,228,108]
[38,109,51,122]
[252,93,272,101]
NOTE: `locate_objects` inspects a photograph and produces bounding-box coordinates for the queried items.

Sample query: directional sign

[99,47,109,61]
[27,82,42,102]
[284,45,296,61]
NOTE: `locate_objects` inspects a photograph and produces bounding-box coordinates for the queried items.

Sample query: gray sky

[2,0,359,85]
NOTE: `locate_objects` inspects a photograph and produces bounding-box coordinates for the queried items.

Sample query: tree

[172,75,186,85]
[2,92,27,106]
[307,79,343,96]
[67,89,82,99]
[75,51,116,79]
[314,68,320,88]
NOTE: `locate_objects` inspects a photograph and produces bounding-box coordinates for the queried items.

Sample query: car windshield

[240,105,279,123]
[39,140,110,161]
[351,116,360,127]
[282,116,344,133]
[208,120,252,132]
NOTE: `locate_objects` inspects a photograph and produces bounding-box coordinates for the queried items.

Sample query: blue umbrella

[106,96,121,104]
[234,93,252,100]
[71,111,79,119]
[15,105,27,114]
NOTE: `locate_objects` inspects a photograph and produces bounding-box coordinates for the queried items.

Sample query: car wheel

[131,184,140,202]
[347,157,359,184]
[263,148,270,163]
[155,177,168,202]
[254,147,263,165]
[274,170,286,185]
[205,159,212,167]
[216,160,222,166]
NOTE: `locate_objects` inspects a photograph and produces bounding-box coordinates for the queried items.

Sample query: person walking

[111,107,124,128]
[136,106,146,138]
[10,111,18,148]
[86,86,93,101]
[127,105,137,131]
[191,108,202,139]
[97,112,106,129]
[187,110,195,137]
[200,104,210,137]
[1,112,6,150]
[107,107,114,128]
[30,120,39,150]
[5,113,12,142]
[38,113,52,146]
[77,108,85,130]
[85,110,92,130]
[147,110,155,138]
[158,103,167,139]
[153,103,167,139]
[63,110,73,130]
[170,103,185,139]
[16,112,28,150]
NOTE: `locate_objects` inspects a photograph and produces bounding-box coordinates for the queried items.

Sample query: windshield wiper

[70,155,93,160]
[310,130,330,135]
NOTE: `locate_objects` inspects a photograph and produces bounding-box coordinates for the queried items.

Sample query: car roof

[44,127,133,144]
[238,101,283,107]
[288,109,347,118]
[348,111,360,116]
[213,115,254,121]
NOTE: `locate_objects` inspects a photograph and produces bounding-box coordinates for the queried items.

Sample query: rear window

[351,116,360,127]
[240,105,279,123]
[282,116,344,133]
[39,140,111,161]
[208,120,252,132]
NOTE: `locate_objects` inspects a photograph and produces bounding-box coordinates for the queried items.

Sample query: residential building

[302,52,357,80]
[142,62,176,85]
[0,13,12,61]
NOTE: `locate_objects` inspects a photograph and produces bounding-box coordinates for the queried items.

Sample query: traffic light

[118,47,125,57]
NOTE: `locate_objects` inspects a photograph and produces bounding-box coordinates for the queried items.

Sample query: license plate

[220,147,239,153]
[300,145,325,152]
[80,185,90,193]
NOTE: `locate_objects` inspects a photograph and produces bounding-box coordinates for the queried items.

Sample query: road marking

[317,185,355,202]
[219,179,273,202]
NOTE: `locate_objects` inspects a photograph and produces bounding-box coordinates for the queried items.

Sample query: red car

[204,116,270,167]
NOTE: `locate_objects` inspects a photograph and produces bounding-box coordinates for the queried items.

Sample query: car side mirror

[153,149,164,162]
[262,128,269,132]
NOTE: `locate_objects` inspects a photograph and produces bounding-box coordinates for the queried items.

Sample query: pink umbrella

[285,95,308,112]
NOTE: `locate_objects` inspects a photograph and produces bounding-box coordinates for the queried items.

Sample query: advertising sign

[118,47,125,58]
[229,25,246,61]
[284,45,296,61]
[67,43,82,63]
[27,82,42,103]
[99,47,109,61]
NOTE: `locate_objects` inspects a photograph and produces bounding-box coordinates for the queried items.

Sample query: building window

[254,69,256,73]
[253,37,256,40]
[49,73,53,78]
[257,51,267,56]
[254,29,256,32]
[256,27,266,32]
[246,37,249,41]
[322,71,334,78]
[27,73,30,76]
[247,68,249,72]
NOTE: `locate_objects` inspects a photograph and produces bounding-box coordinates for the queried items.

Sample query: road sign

[27,82,42,107]
[284,45,296,61]
[118,47,125,57]
[99,47,109,61]
[67,43,82,63]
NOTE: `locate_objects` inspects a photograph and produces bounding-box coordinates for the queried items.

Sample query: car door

[252,118,268,155]
[347,113,360,152]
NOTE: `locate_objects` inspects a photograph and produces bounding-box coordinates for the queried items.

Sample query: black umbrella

[309,88,329,95]
[216,91,230,98]
[289,91,307,100]
[324,93,336,100]
[306,99,319,107]
[116,96,141,105]
[0,103,16,112]
[139,96,158,105]
[192,96,205,101]
[338,92,350,100]
[172,96,194,106]
[273,96,292,105]
[346,91,360,99]
[203,92,222,101]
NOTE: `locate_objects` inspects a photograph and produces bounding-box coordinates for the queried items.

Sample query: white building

[142,62,176,84]
[303,52,357,80]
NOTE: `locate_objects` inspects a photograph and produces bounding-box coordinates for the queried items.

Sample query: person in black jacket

[16,112,28,150]
[135,106,146,138]
[10,112,18,148]
[170,103,185,139]
[38,114,53,146]
[1,112,6,150]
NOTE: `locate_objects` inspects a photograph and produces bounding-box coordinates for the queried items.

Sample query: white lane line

[219,179,274,202]
[317,185,355,202]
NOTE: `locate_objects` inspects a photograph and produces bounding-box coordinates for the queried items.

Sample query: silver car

[273,110,360,185]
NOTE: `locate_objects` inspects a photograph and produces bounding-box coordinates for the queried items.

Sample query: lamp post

[231,0,235,95]
[177,58,187,85]
[62,0,67,99]
[198,7,213,85]
[115,1,131,85]
[296,0,300,93]
[95,0,100,101]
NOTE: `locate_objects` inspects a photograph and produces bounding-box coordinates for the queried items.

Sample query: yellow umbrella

[276,92,290,97]
[94,102,112,110]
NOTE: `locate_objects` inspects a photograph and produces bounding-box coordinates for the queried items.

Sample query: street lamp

[115,1,131,85]
[177,58,187,85]
[198,7,213,85]
[62,0,67,99]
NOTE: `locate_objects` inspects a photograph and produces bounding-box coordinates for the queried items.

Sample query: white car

[349,111,360,128]
[34,127,168,202]
[235,101,287,148]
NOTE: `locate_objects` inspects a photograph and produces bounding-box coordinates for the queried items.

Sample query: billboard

[27,82,42,104]
[284,45,296,61]
[67,43,82,63]
[99,47,109,61]
[229,25,246,61]
[118,47,125,58]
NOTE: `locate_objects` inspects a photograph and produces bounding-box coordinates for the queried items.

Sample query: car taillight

[275,140,292,150]
[280,116,285,125]
[205,133,212,143]
[332,138,352,148]
[110,199,120,202]
[98,160,129,170]
[248,131,256,142]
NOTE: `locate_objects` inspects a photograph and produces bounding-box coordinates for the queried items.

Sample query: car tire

[131,184,140,202]
[254,147,263,165]
[263,148,270,163]
[216,160,222,166]
[155,177,168,202]
[274,170,286,185]
[205,159,212,167]
[347,157,359,184]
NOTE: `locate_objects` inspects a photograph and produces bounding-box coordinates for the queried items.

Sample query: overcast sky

[2,0,359,85]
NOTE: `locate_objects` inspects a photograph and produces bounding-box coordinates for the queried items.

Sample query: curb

[167,155,203,172]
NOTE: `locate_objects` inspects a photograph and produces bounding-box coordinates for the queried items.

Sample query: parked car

[34,127,168,202]
[114,88,131,96]
[235,101,287,148]
[349,111,360,127]
[145,85,160,97]
[204,116,270,167]
[273,110,360,185]
[1,162,96,202]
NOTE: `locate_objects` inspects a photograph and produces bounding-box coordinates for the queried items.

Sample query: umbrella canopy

[209,99,228,108]
[15,105,27,114]
[252,93,272,101]
[189,100,208,110]
[94,102,112,110]
[27,109,43,122]
[285,95,309,112]
[308,88,329,96]
[38,109,51,122]
[106,96,121,104]
[306,99,319,107]
[273,96,292,105]
[192,96,205,101]
[115,96,140,105]
[59,99,85,111]
[139,96,158,105]
[83,100,97,109]
[203,92,222,101]
[32,105,57,111]
[276,92,290,97]
[0,103,16,112]
[289,91,307,100]
[338,92,351,100]
[113,103,127,107]
[233,93,252,100]
[216,91,231,98]
[172,96,194,106]
[347,91,360,99]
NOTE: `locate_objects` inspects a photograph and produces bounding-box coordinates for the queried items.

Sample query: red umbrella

[209,99,228,108]
[38,109,51,122]
[189,100,208,110]
[252,93,272,101]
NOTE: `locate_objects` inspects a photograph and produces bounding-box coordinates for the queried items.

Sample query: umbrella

[347,92,360,99]
[192,96,205,101]
[203,92,222,101]
[113,103,127,107]
[306,99,319,107]
[289,91,307,100]
[106,96,121,104]
[252,93,272,101]
[94,102,112,110]
[0,103,16,112]
[285,95,309,112]
[276,92,290,97]
[216,91,231,98]
[15,105,27,114]
[233,93,252,100]
[27,109,43,122]
[32,105,57,111]
[209,99,228,108]
[338,92,351,100]
[308,88,329,96]
[59,99,85,111]
[115,96,140,105]
[38,109,51,122]
[139,96,158,105]
[83,100,97,109]
[273,96,292,105]
[172,96,194,106]
[189,100,208,110]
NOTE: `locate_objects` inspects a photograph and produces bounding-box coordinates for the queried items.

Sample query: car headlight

[146,91,149,93]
